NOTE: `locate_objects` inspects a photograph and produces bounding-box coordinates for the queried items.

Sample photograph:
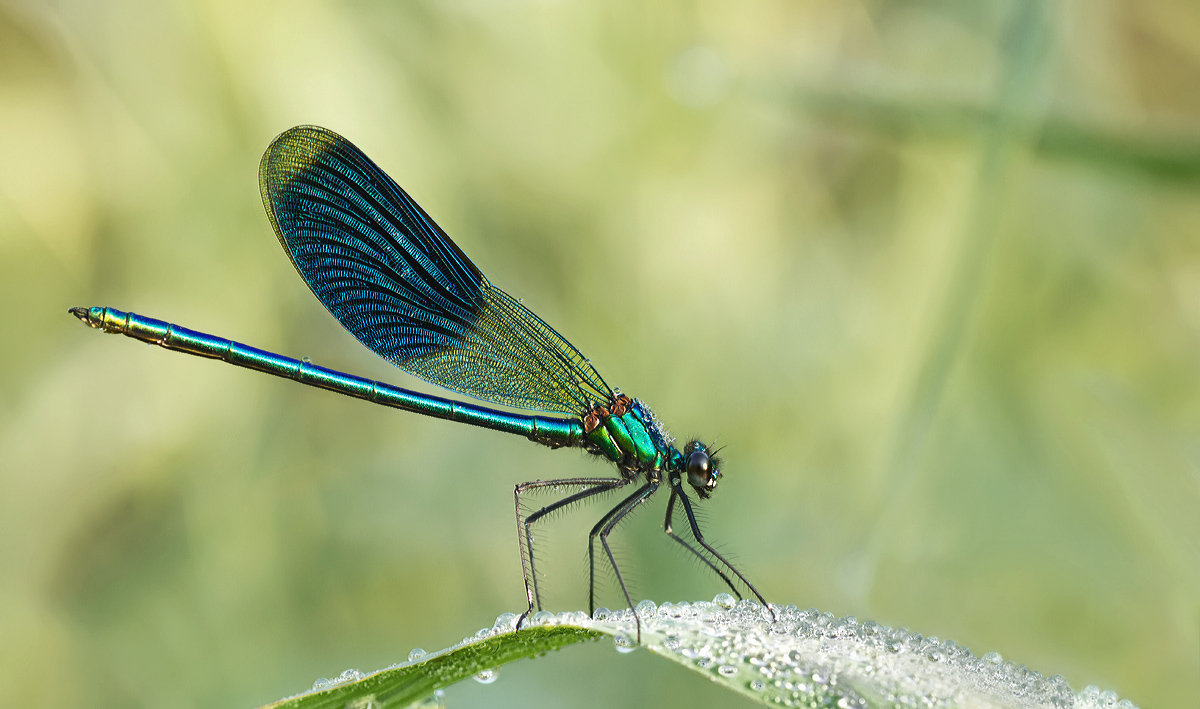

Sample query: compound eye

[686,450,711,488]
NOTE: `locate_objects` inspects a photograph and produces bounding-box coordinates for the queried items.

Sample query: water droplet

[635,599,657,617]
[983,651,1003,664]
[312,669,364,691]
[473,668,498,684]
[717,664,739,677]
[411,689,445,709]
[593,607,611,620]
[408,648,427,662]
[613,633,637,653]
[713,593,736,609]
[558,610,589,624]
[532,610,555,625]
[301,357,311,363]
[749,680,766,692]
[492,612,518,631]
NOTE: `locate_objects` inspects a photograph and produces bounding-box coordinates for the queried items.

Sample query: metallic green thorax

[71,306,585,448]
[581,396,680,475]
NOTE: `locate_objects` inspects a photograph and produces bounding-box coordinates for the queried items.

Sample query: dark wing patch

[259,125,611,415]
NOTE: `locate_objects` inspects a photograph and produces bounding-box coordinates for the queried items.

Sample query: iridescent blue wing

[259,125,612,415]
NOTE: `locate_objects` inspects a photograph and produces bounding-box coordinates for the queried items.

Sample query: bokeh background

[2,0,1198,707]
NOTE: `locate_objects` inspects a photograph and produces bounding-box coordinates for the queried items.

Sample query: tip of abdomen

[69,306,107,329]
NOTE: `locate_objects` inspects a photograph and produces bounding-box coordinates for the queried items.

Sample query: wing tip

[260,125,343,186]
[258,125,347,249]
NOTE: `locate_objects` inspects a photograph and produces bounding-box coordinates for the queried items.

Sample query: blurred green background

[2,0,1198,707]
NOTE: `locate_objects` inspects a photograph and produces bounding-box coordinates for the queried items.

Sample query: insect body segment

[582,394,668,472]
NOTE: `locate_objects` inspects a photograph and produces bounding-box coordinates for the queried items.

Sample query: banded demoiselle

[70,125,772,640]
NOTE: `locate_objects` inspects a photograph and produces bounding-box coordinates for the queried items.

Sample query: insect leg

[662,487,741,598]
[514,477,626,629]
[673,482,777,621]
[593,481,659,643]
[585,481,650,617]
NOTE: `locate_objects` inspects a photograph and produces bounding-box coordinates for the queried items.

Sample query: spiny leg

[523,480,626,615]
[514,477,627,629]
[663,488,741,599]
[593,481,659,643]
[586,482,653,616]
[672,482,777,622]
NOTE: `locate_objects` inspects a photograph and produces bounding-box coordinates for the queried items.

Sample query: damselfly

[70,126,772,640]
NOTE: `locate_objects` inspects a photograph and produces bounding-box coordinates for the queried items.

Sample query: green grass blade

[258,600,1137,709]
[259,622,601,709]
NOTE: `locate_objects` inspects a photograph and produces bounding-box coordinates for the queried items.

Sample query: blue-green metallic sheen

[620,411,659,466]
[259,126,612,416]
[585,425,623,462]
[602,415,636,458]
[72,306,583,449]
[70,305,674,469]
